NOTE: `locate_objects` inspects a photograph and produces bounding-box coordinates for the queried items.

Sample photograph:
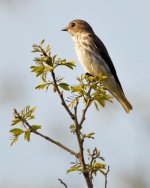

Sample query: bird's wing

[90,33,124,93]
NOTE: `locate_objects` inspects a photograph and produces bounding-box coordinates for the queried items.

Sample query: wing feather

[89,33,124,94]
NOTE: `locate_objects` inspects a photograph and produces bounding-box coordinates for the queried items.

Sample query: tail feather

[110,91,133,113]
[117,95,133,113]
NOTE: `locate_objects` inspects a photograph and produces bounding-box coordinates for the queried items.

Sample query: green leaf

[94,95,106,107]
[65,61,76,69]
[11,119,22,126]
[10,136,19,146]
[94,101,99,111]
[60,59,66,63]
[67,165,81,173]
[24,131,30,142]
[10,128,24,135]
[25,106,36,119]
[69,124,76,134]
[99,169,106,175]
[87,132,95,139]
[97,98,105,107]
[102,75,107,80]
[68,99,76,108]
[31,66,45,77]
[44,66,53,72]
[52,55,57,63]
[59,83,70,91]
[82,132,95,139]
[93,163,106,169]
[40,39,45,46]
[46,45,50,52]
[35,84,49,90]
[32,47,40,53]
[10,128,24,145]
[71,85,82,93]
[31,125,42,131]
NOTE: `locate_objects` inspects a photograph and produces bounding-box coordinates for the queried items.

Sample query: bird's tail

[111,91,133,113]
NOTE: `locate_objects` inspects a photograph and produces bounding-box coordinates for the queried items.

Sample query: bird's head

[62,19,94,36]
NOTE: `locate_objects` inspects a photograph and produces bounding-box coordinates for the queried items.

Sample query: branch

[79,87,92,128]
[89,148,97,180]
[11,42,110,188]
[58,178,68,188]
[14,109,78,157]
[104,166,110,188]
[51,71,93,187]
[79,98,91,128]
[75,127,93,188]
[32,129,77,157]
[51,71,75,120]
[74,99,79,118]
[72,104,93,187]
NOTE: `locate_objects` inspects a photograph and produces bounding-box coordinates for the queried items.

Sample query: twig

[74,99,79,117]
[51,71,93,187]
[79,88,92,128]
[14,109,78,157]
[32,129,77,157]
[75,127,93,188]
[73,106,93,187]
[104,166,110,188]
[89,148,97,180]
[58,178,68,188]
[51,71,75,120]
[79,98,91,128]
[78,144,93,188]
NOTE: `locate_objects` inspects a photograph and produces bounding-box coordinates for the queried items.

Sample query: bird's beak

[61,27,68,31]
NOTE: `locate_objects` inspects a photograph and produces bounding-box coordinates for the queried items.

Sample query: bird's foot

[85,72,93,77]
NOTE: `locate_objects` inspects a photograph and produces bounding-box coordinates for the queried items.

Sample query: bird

[62,19,132,113]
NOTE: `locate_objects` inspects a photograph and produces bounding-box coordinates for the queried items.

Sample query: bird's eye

[71,23,75,27]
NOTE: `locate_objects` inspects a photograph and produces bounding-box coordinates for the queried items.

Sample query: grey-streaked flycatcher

[62,19,132,113]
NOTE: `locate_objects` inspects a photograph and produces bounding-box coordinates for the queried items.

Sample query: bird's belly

[75,46,119,93]
[75,48,91,72]
[75,47,108,76]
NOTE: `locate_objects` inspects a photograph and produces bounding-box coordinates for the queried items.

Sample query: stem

[75,126,93,188]
[58,178,68,188]
[51,71,75,120]
[51,71,93,187]
[105,166,110,188]
[14,109,77,157]
[73,99,93,187]
[89,148,97,180]
[32,129,77,157]
[79,87,92,128]
[79,98,91,128]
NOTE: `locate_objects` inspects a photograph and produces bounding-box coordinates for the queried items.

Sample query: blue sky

[0,0,150,187]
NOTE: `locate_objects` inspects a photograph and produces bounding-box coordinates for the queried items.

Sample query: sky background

[0,0,150,187]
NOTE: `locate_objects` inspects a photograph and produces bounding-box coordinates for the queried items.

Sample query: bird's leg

[84,73,93,97]
[85,72,93,77]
